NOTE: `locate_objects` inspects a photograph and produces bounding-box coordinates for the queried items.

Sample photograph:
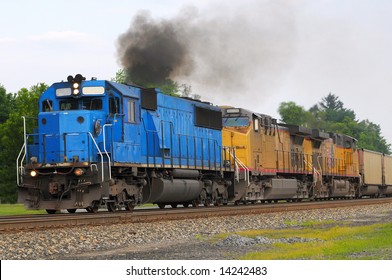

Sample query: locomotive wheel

[171,204,178,208]
[107,202,117,212]
[86,204,99,213]
[212,191,221,207]
[46,209,56,214]
[67,209,76,213]
[183,203,189,208]
[192,200,199,208]
[158,203,166,209]
[88,201,100,213]
[125,202,134,212]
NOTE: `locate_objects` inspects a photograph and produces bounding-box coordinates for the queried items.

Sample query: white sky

[1,0,392,144]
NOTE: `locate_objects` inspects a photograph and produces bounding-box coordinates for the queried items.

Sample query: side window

[42,99,53,112]
[127,99,136,123]
[254,118,259,132]
[109,96,120,115]
[83,99,102,110]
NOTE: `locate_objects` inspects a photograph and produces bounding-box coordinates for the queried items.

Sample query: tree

[112,69,196,98]
[0,85,16,124]
[318,93,356,123]
[278,101,309,126]
[111,69,127,84]
[0,83,47,203]
[277,94,391,154]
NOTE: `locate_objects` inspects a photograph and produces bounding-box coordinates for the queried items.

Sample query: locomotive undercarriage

[140,168,231,209]
[234,171,360,204]
[18,164,233,213]
[234,175,309,204]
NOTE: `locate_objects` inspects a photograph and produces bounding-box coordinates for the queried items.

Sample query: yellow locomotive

[221,107,360,203]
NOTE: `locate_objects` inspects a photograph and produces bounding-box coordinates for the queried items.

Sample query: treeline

[0,83,48,203]
[278,93,391,154]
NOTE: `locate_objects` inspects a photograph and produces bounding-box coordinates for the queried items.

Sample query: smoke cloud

[117,1,297,99]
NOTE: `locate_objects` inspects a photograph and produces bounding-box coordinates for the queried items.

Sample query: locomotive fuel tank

[263,178,298,200]
[329,179,351,197]
[143,177,203,204]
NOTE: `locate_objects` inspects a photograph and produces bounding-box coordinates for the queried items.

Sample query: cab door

[106,94,123,162]
[123,97,141,163]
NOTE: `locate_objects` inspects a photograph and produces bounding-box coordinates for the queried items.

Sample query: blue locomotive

[17,75,234,213]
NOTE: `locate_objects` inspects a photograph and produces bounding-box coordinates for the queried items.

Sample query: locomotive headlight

[74,168,84,176]
[67,74,85,97]
[30,170,37,177]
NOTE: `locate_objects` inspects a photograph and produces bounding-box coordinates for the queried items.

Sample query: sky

[1,0,392,144]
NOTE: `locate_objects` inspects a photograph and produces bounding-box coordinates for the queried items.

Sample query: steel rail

[1,197,392,233]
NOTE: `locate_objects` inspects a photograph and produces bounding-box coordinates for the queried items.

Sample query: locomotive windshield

[223,116,250,127]
[59,98,103,111]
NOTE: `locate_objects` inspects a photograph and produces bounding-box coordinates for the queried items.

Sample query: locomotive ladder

[304,158,322,185]
[225,147,250,186]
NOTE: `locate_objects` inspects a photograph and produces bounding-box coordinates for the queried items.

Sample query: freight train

[17,75,392,213]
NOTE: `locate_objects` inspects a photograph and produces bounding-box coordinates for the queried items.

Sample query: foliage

[278,93,391,154]
[278,102,310,126]
[0,83,47,203]
[112,69,198,98]
[236,222,392,260]
[0,85,16,124]
[0,204,46,215]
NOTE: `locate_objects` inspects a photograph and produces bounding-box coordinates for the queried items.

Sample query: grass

[212,221,392,260]
[0,204,46,215]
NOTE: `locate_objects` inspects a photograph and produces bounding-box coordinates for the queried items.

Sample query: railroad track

[1,197,392,232]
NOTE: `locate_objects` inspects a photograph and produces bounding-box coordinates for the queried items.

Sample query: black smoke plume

[117,11,193,86]
[117,2,296,98]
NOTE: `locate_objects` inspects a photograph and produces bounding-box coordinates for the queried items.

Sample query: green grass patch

[0,204,46,216]
[283,219,338,227]
[236,222,392,260]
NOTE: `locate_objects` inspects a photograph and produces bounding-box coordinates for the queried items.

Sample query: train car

[358,149,392,197]
[221,107,308,203]
[221,107,361,203]
[17,75,234,213]
[383,154,392,196]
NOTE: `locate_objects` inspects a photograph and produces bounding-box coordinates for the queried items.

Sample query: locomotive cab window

[253,118,259,132]
[223,116,249,127]
[60,100,78,110]
[42,99,53,112]
[109,96,120,115]
[82,98,102,110]
[126,98,137,123]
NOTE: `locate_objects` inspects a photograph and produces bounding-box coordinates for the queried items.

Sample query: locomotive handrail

[103,124,113,180]
[224,146,249,185]
[87,132,105,182]
[16,142,26,185]
[304,158,322,185]
[18,116,38,185]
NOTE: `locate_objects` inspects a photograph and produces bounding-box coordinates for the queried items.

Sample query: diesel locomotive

[17,75,392,213]
[17,75,234,213]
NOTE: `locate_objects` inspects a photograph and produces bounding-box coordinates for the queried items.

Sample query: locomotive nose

[39,110,104,163]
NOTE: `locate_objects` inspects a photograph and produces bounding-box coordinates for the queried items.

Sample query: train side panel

[382,154,392,195]
[358,149,382,196]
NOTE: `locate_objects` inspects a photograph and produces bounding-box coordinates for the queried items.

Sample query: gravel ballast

[1,203,392,260]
